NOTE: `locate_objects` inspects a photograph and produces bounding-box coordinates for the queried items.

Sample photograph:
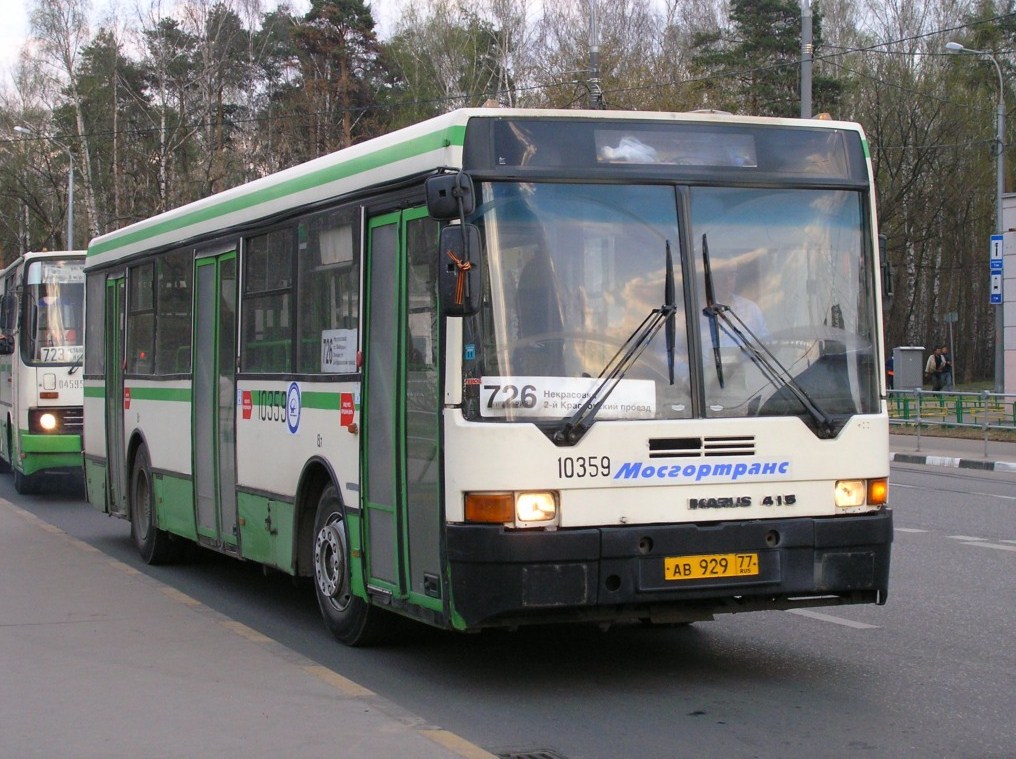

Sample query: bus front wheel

[130,445,180,564]
[313,484,382,646]
[13,468,37,495]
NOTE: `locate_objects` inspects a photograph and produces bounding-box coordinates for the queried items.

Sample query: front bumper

[18,433,84,476]
[446,510,892,629]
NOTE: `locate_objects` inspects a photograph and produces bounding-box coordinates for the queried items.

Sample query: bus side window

[155,249,193,375]
[297,208,359,375]
[127,262,155,375]
[242,229,294,374]
[0,293,14,355]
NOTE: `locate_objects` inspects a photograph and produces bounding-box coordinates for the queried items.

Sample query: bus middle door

[192,252,238,552]
[105,275,128,517]
[363,208,442,615]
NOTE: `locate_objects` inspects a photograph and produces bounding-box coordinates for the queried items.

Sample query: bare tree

[27,0,100,243]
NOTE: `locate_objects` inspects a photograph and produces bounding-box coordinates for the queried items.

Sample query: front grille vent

[61,407,84,435]
[648,435,755,458]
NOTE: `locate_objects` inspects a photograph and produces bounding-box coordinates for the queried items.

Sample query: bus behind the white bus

[84,109,892,645]
[0,250,86,493]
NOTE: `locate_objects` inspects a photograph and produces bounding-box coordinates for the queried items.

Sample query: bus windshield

[24,258,85,365]
[465,181,879,433]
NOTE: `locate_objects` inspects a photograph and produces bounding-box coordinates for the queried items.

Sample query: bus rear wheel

[130,445,180,564]
[313,484,382,646]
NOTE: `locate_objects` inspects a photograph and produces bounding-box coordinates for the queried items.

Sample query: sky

[0,0,29,79]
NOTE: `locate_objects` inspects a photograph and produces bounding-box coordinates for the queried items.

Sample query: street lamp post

[13,125,75,251]
[945,41,1006,393]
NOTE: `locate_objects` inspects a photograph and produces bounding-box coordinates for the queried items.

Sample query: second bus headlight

[29,410,61,433]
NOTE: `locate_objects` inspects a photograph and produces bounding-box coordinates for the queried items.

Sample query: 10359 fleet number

[557,456,611,479]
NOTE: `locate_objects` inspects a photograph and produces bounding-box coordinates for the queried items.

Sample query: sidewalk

[890,433,1016,473]
[0,498,492,759]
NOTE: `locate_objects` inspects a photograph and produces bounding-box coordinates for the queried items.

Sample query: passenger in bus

[710,260,769,343]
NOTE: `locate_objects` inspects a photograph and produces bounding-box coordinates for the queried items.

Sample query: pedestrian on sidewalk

[924,346,945,391]
[938,344,953,391]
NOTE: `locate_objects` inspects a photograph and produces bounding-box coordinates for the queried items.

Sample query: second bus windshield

[466,182,878,429]
[24,258,85,365]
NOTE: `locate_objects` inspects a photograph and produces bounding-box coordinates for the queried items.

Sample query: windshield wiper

[700,234,725,388]
[699,235,835,437]
[664,241,677,384]
[68,356,83,375]
[553,242,678,446]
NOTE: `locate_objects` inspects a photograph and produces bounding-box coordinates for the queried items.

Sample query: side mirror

[426,173,475,221]
[0,334,13,356]
[439,224,481,316]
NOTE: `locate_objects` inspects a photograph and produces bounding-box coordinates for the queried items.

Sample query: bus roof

[2,250,86,278]
[85,108,866,268]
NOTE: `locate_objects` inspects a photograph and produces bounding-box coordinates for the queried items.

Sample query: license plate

[664,552,759,581]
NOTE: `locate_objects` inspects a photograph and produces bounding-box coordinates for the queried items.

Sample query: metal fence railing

[887,388,1016,454]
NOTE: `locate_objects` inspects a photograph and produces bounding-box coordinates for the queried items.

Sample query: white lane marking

[963,542,1016,553]
[891,483,1016,502]
[787,609,879,629]
[948,535,987,541]
[895,527,929,533]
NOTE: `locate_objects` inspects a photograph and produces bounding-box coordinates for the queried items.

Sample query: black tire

[0,424,12,474]
[130,445,181,564]
[312,484,383,646]
[13,468,37,495]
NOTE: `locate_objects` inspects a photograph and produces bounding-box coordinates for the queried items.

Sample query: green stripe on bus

[89,126,466,258]
[84,385,104,398]
[301,391,341,410]
[126,386,191,402]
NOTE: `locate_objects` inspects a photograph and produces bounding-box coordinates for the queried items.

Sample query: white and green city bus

[84,108,892,645]
[0,250,86,494]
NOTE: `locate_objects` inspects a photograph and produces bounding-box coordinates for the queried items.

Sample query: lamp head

[944,41,965,53]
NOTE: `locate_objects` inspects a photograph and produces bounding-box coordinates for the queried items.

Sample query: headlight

[29,409,61,433]
[464,491,559,528]
[834,479,866,508]
[835,478,887,509]
[515,492,558,527]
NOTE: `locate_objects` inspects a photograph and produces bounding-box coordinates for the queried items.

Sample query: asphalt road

[7,463,1015,759]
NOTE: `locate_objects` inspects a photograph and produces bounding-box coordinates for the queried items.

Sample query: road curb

[890,452,1016,473]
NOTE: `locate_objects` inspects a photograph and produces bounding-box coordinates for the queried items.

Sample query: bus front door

[193,253,238,552]
[364,209,443,615]
[105,276,128,516]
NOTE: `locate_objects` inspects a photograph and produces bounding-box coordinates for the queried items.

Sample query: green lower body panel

[84,458,107,511]
[237,491,296,573]
[153,472,198,542]
[18,433,83,476]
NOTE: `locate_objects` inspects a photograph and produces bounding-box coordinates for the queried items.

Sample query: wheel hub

[314,521,345,600]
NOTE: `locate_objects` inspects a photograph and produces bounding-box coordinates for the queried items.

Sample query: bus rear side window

[127,263,154,374]
[242,229,295,373]
[155,248,193,374]
[85,274,105,375]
